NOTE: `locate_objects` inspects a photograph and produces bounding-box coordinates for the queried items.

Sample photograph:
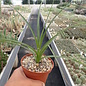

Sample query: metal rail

[40,14,75,86]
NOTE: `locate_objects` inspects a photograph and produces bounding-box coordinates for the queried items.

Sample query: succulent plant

[84,75,86,78]
[70,71,75,76]
[75,69,81,73]
[72,74,78,81]
[67,64,71,67]
[65,61,69,64]
[77,73,82,77]
[64,57,68,61]
[82,67,86,73]
[74,62,79,69]
[75,78,82,84]
[68,67,74,72]
[80,76,86,84]
[81,71,85,75]
[70,60,75,64]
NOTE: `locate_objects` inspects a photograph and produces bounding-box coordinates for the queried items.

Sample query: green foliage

[0,29,17,49]
[75,78,82,84]
[0,50,8,73]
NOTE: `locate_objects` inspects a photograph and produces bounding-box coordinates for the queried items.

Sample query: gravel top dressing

[22,55,53,73]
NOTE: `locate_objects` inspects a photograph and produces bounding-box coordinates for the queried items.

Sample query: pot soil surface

[22,55,53,73]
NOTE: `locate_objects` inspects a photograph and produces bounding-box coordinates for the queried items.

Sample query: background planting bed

[0,6,27,74]
[0,13,31,86]
[0,5,31,86]
[41,13,86,86]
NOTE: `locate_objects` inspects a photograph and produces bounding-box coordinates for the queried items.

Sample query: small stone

[80,52,83,55]
[40,66,43,68]
[36,63,39,66]
[34,66,36,69]
[66,24,69,27]
[29,69,31,71]
[48,68,50,71]
[73,28,76,30]
[22,65,25,67]
[22,61,25,63]
[79,64,83,68]
[43,68,46,71]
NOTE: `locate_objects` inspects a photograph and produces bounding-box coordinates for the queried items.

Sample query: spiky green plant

[0,3,70,63]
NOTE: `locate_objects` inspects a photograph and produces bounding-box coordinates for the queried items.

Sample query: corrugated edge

[0,13,31,86]
[40,14,75,86]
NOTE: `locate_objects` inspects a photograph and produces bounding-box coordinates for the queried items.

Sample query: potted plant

[0,4,68,83]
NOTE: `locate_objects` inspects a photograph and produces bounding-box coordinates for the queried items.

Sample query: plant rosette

[21,54,54,83]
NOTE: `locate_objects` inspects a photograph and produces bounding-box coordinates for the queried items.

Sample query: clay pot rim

[21,54,54,74]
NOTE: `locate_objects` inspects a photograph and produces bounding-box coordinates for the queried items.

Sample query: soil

[22,55,53,73]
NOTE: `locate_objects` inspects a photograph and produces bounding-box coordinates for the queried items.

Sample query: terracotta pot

[21,54,54,83]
